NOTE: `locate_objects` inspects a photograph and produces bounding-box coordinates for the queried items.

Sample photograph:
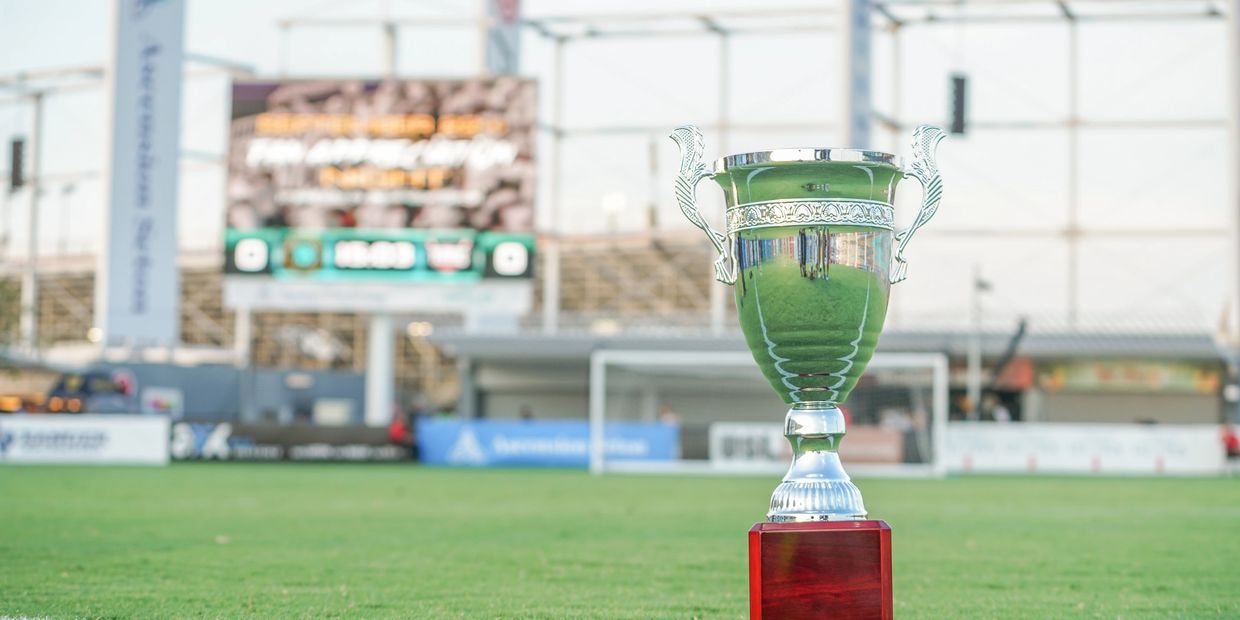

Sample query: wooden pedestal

[748,520,892,620]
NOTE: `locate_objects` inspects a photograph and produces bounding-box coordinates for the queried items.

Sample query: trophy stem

[767,402,868,522]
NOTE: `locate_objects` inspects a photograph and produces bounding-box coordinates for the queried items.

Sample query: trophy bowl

[671,125,945,522]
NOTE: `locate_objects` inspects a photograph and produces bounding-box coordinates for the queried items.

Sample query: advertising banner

[0,415,170,465]
[1036,360,1221,394]
[97,0,184,346]
[169,422,410,462]
[945,423,1225,475]
[708,422,787,468]
[223,79,536,307]
[416,419,679,467]
[709,422,903,467]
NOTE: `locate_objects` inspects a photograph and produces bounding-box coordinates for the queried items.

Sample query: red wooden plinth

[748,520,892,620]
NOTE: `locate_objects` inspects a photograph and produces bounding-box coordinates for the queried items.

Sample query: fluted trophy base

[766,403,868,523]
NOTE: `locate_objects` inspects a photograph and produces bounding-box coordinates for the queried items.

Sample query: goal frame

[588,350,949,477]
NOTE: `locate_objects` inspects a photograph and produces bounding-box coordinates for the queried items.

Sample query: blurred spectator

[519,405,534,421]
[983,394,1011,423]
[658,404,680,425]
[1223,424,1239,460]
[388,412,410,445]
[388,404,415,459]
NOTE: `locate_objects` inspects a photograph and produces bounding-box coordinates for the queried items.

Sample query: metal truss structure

[282,0,1239,333]
[506,0,1233,334]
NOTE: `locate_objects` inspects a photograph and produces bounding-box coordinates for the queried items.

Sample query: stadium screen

[224,79,536,283]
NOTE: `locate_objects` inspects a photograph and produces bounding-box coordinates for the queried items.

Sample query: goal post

[588,349,949,477]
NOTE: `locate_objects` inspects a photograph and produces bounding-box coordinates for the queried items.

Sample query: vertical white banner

[97,0,184,347]
[486,0,521,75]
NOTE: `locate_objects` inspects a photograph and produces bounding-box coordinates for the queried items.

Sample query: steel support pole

[588,351,606,474]
[840,0,873,147]
[19,92,43,355]
[887,24,903,326]
[1227,0,1240,340]
[890,24,902,143]
[0,188,9,258]
[279,23,290,78]
[647,135,659,231]
[640,383,658,422]
[542,37,566,334]
[1066,18,1080,328]
[364,313,395,427]
[967,265,983,420]
[931,353,949,477]
[233,305,252,366]
[478,0,490,76]
[456,356,476,418]
[1222,0,1240,409]
[382,21,398,79]
[57,185,71,255]
[234,305,255,422]
[709,32,731,335]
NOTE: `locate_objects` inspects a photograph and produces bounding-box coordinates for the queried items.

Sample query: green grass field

[2,465,1239,619]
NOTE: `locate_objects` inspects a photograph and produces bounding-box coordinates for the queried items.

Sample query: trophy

[672,124,944,617]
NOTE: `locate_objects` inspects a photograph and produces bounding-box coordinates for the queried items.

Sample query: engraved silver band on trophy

[672,124,944,287]
[726,199,896,233]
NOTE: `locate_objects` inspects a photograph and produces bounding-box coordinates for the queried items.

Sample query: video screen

[224,78,536,282]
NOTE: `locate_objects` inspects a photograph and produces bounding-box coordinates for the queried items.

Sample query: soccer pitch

[2,465,1238,619]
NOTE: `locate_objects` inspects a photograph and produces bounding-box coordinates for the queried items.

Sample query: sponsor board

[170,422,408,461]
[1037,360,1221,394]
[223,78,537,315]
[416,419,679,467]
[708,422,903,467]
[0,414,170,465]
[708,423,788,467]
[945,423,1225,475]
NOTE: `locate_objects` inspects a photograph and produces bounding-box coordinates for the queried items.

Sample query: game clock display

[225,229,534,282]
[222,79,538,291]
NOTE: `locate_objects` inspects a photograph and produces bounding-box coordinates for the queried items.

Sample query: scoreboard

[225,229,533,281]
[223,78,536,311]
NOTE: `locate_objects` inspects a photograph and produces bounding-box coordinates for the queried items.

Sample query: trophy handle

[670,124,737,285]
[891,124,946,284]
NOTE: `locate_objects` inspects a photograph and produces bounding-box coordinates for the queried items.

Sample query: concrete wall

[93,362,365,422]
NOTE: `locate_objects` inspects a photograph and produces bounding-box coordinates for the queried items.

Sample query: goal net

[588,350,948,477]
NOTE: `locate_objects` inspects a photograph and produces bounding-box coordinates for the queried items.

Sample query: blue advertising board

[416,419,679,467]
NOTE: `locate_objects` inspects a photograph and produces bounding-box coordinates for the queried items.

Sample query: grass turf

[1,464,1238,619]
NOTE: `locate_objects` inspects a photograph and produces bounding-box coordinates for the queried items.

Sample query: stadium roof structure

[3,1,1235,390]
[276,0,1240,393]
[506,1,1232,45]
[280,1,1229,40]
[356,0,1224,335]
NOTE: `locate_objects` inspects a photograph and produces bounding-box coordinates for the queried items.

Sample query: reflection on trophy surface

[672,124,945,522]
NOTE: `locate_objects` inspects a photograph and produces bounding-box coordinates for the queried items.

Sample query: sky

[0,0,1233,332]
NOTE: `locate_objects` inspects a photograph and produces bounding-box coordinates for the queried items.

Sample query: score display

[223,79,537,297]
[225,229,533,281]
